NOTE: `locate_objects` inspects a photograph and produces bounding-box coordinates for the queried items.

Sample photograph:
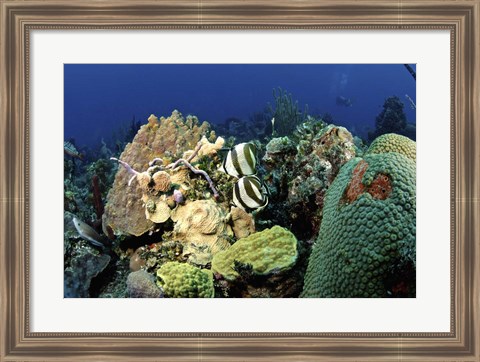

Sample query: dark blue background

[64,64,416,147]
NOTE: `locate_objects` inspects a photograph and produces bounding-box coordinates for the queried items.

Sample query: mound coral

[103,110,214,236]
[127,270,164,298]
[170,199,232,266]
[301,152,416,298]
[211,225,298,281]
[156,261,214,298]
[230,206,255,239]
[367,133,416,162]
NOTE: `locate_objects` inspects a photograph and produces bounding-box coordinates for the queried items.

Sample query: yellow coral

[148,114,159,125]
[230,206,255,239]
[367,133,416,162]
[211,226,298,281]
[170,200,232,266]
[156,261,214,298]
[184,135,225,162]
[144,199,171,224]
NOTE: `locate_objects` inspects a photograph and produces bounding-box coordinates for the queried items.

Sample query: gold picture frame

[1,0,479,360]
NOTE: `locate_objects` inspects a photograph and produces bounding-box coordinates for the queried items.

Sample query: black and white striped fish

[233,175,269,212]
[220,142,257,178]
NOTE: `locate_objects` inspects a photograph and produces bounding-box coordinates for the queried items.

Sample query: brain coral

[301,152,416,298]
[103,110,214,236]
[367,133,416,162]
[156,261,214,298]
[211,225,298,281]
[170,199,232,266]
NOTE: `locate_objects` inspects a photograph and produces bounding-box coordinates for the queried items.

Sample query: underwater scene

[64,64,416,298]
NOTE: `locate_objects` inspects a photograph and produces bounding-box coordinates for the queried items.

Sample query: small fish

[232,175,269,212]
[220,142,257,178]
[64,141,83,160]
[72,217,106,249]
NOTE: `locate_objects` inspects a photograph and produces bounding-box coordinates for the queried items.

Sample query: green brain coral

[301,152,416,298]
[211,226,298,281]
[367,133,416,161]
[156,261,214,298]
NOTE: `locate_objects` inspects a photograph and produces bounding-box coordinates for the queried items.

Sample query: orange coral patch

[367,173,392,200]
[343,160,368,204]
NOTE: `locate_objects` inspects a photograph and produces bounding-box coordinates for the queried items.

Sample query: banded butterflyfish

[233,175,269,212]
[220,142,257,178]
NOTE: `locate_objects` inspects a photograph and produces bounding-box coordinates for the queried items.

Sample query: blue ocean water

[64,64,416,148]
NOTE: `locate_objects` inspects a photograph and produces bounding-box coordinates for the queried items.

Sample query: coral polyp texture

[301,152,416,298]
[170,199,232,266]
[366,133,416,162]
[156,261,214,298]
[102,110,214,236]
[211,225,298,281]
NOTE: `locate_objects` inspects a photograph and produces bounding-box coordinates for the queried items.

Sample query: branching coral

[111,140,219,200]
[267,87,308,137]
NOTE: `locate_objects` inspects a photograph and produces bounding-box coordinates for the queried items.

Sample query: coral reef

[230,206,255,239]
[213,114,270,144]
[184,135,225,162]
[301,152,416,298]
[127,270,164,298]
[156,261,214,298]
[170,199,232,266]
[103,110,214,236]
[212,226,307,298]
[211,226,298,281]
[368,96,416,141]
[267,87,308,136]
[261,121,357,240]
[143,196,171,224]
[366,133,416,162]
[129,246,147,271]
[64,251,111,297]
[132,241,185,273]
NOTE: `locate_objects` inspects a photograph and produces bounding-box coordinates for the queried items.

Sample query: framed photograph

[1,0,479,360]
